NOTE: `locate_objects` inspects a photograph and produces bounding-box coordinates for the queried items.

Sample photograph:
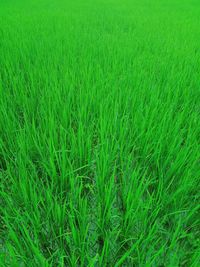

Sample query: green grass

[0,0,200,266]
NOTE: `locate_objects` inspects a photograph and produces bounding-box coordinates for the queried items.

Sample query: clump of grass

[0,0,200,266]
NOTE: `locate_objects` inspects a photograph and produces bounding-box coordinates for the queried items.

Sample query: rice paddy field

[0,0,200,266]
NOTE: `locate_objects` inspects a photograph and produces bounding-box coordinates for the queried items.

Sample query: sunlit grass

[0,0,200,266]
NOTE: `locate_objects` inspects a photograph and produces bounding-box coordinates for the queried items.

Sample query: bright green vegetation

[0,0,200,266]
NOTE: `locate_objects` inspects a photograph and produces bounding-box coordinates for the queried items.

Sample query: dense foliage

[0,0,200,266]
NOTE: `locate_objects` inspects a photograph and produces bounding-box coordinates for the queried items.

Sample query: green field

[0,0,200,266]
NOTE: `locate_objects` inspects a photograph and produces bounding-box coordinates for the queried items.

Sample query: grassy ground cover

[0,0,200,266]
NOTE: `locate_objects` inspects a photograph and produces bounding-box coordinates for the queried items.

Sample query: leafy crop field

[0,0,200,266]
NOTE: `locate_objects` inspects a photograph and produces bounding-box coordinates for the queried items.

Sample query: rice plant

[0,0,200,266]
